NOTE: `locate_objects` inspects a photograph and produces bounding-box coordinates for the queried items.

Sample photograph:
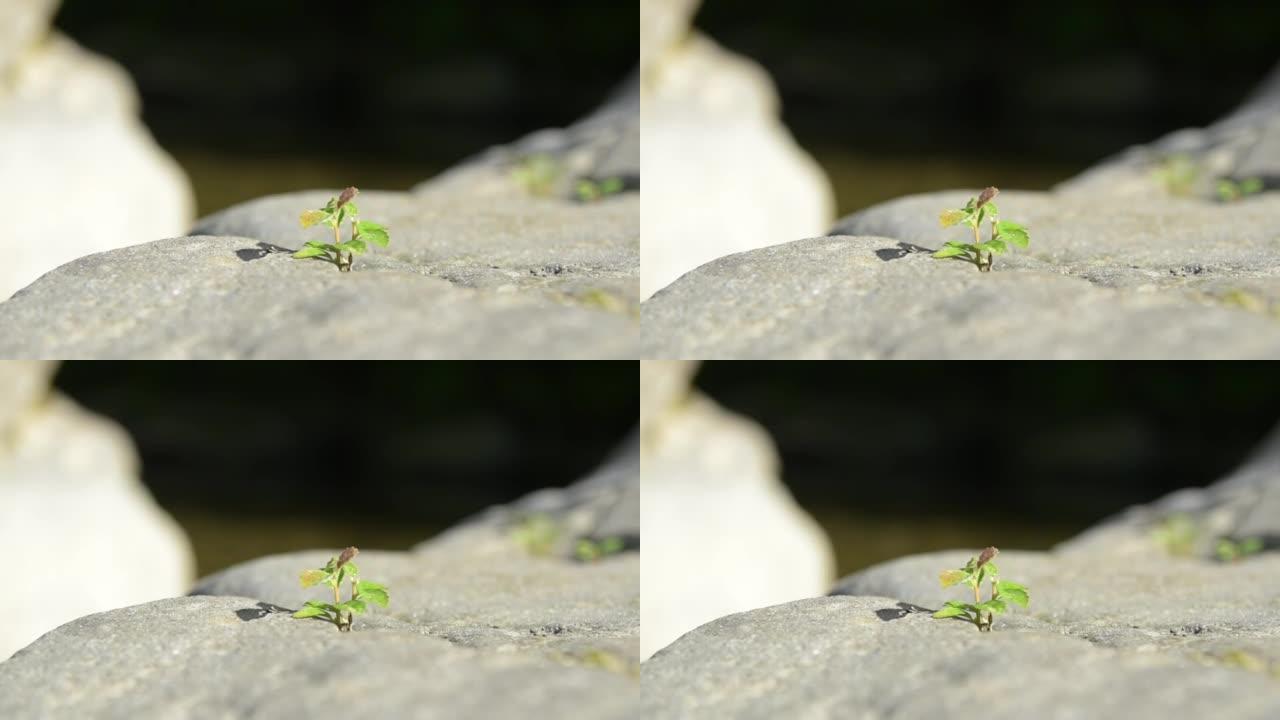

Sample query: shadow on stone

[235,601,293,621]
[874,242,932,262]
[235,242,293,262]
[871,602,934,621]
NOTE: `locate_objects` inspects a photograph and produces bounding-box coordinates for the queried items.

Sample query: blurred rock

[639,360,698,437]
[0,361,55,433]
[1058,60,1280,200]
[0,23,194,299]
[0,368,193,659]
[644,190,1280,358]
[0,0,56,76]
[415,76,639,203]
[640,0,701,77]
[0,596,637,719]
[642,595,1280,719]
[641,6,834,299]
[416,433,639,559]
[640,363,834,658]
[0,233,636,359]
[1059,421,1280,559]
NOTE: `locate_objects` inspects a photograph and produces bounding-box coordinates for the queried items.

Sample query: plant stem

[972,222,984,271]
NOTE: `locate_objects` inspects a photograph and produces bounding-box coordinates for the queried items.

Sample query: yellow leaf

[939,569,965,588]
[299,569,326,588]
[300,210,326,228]
[939,209,965,228]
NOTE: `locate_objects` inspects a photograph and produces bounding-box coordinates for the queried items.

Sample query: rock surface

[1,27,194,300]
[640,12,834,299]
[193,547,639,673]
[0,234,636,359]
[640,362,833,659]
[642,190,1280,358]
[0,596,637,719]
[1,369,193,659]
[1058,60,1280,200]
[642,595,1280,719]
[1059,421,1280,560]
[418,433,640,559]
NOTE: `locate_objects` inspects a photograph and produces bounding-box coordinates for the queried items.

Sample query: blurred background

[54,361,637,576]
[695,0,1280,215]
[53,1,636,215]
[694,362,1280,577]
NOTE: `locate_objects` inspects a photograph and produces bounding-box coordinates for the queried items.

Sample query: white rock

[0,31,194,299]
[0,361,55,434]
[0,0,57,76]
[0,383,194,659]
[640,0,701,77]
[640,30,835,299]
[640,365,834,658]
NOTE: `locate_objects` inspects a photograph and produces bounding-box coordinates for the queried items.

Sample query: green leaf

[933,601,972,619]
[299,569,327,587]
[600,178,624,194]
[343,239,368,255]
[293,601,333,619]
[982,201,999,219]
[345,599,368,614]
[357,581,390,607]
[357,221,390,247]
[293,247,328,259]
[300,210,327,228]
[933,246,968,259]
[1241,178,1263,195]
[974,598,1008,614]
[344,201,359,217]
[983,239,1008,254]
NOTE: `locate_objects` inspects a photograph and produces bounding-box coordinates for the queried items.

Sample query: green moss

[511,514,560,556]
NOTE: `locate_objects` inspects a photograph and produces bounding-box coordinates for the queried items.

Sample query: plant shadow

[874,242,933,262]
[872,601,935,621]
[235,601,294,621]
[235,242,293,262]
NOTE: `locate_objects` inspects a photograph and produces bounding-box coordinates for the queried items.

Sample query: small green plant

[293,546,390,632]
[294,187,391,272]
[513,154,562,197]
[574,536,625,562]
[1154,154,1198,197]
[933,546,1029,632]
[932,187,1030,272]
[575,177,625,202]
[1215,177,1264,203]
[1215,537,1264,563]
[1152,513,1199,557]
[512,514,560,556]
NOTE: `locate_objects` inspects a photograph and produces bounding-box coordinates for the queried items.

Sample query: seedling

[576,177,625,202]
[932,187,1030,272]
[1215,537,1263,563]
[513,155,561,197]
[1152,513,1198,557]
[1215,177,1264,203]
[293,546,390,632]
[574,536,625,562]
[512,514,560,556]
[294,187,391,272]
[1154,154,1198,197]
[933,547,1029,632]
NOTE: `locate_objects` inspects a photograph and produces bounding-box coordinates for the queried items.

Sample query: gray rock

[1060,422,1280,559]
[193,547,638,673]
[0,235,636,359]
[1058,60,1280,200]
[642,596,1280,720]
[642,191,1280,358]
[0,596,637,719]
[415,77,639,203]
[418,433,640,559]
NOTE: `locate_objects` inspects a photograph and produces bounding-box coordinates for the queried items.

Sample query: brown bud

[976,546,999,568]
[336,546,359,569]
[975,186,999,209]
[336,186,359,209]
